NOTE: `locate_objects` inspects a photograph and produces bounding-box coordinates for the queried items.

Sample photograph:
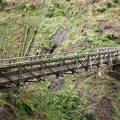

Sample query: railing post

[74,52,79,73]
[39,62,41,81]
[8,59,12,64]
[107,50,110,66]
[89,54,92,70]
[100,52,103,67]
[98,52,101,67]
[116,50,118,62]
[109,50,113,65]
[41,61,45,80]
[30,57,33,68]
[86,53,89,71]
[18,64,24,86]
[60,58,64,77]
[8,59,12,71]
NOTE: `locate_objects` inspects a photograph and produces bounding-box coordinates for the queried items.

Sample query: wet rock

[98,20,108,33]
[50,27,70,46]
[48,75,62,92]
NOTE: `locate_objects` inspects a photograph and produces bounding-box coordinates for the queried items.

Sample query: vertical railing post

[8,59,12,71]
[18,64,24,86]
[100,52,103,67]
[60,58,64,77]
[30,57,33,68]
[86,53,89,71]
[39,61,41,81]
[107,51,109,65]
[8,59,12,64]
[116,50,118,61]
[41,61,45,80]
[89,53,92,70]
[109,50,113,65]
[74,52,79,73]
[98,52,101,67]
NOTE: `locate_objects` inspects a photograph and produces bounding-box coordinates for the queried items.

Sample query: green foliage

[97,7,107,13]
[113,88,120,120]
[113,102,120,120]
[16,102,29,115]
[1,81,95,120]
[0,93,7,105]
[89,37,118,46]
[115,94,120,103]
[55,7,64,16]
[45,0,64,17]
[106,34,119,41]
[45,2,54,17]
[40,88,89,120]
[80,112,95,120]
[113,0,119,4]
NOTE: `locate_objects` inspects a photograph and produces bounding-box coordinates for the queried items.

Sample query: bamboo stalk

[18,36,22,57]
[21,26,30,57]
[23,28,37,57]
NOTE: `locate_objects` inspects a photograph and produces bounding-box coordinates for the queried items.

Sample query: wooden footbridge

[0,47,120,86]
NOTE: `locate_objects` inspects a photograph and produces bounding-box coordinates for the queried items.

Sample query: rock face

[51,27,70,46]
[0,105,15,120]
[48,75,62,92]
[97,20,120,40]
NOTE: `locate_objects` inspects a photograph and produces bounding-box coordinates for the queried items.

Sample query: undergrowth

[1,80,95,120]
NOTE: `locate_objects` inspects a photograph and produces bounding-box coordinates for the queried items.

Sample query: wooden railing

[0,47,120,86]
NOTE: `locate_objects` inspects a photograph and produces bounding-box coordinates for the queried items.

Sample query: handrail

[0,47,120,67]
